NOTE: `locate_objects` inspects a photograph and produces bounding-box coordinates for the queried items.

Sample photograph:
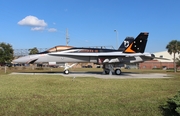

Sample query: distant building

[139,51,179,69]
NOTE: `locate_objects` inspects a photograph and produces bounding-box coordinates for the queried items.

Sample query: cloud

[18,15,47,27]
[18,15,57,32]
[48,28,57,32]
[31,27,45,31]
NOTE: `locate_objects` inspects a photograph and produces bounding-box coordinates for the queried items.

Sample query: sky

[0,0,180,53]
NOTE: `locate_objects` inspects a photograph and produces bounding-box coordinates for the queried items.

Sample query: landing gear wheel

[105,70,109,74]
[115,69,121,75]
[64,70,69,74]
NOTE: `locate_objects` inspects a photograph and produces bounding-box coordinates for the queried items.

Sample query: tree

[28,47,39,55]
[0,42,14,64]
[166,40,180,73]
[176,56,180,67]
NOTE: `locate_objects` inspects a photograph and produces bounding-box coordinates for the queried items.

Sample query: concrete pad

[10,71,171,79]
[62,72,170,79]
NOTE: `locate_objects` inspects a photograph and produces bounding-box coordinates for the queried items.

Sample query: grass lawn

[0,67,180,115]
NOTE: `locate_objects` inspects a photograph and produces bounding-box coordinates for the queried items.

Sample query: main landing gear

[64,69,69,74]
[103,64,122,75]
[63,63,77,74]
[62,63,121,75]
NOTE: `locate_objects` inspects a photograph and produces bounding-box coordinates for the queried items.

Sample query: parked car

[96,65,101,68]
[82,66,87,68]
[82,65,92,68]
[87,65,92,68]
[6,63,13,67]
[125,66,130,69]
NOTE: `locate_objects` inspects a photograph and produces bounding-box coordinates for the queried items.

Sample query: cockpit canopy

[39,45,73,54]
[39,45,116,54]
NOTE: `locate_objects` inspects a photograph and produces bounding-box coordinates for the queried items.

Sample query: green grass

[1,66,179,74]
[0,69,180,115]
[0,67,180,115]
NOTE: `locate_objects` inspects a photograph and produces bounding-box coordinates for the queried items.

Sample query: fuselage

[13,46,154,65]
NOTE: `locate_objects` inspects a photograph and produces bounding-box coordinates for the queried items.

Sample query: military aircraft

[12,36,134,64]
[13,32,154,75]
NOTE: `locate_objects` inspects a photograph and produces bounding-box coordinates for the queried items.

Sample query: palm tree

[166,40,180,72]
[176,56,180,68]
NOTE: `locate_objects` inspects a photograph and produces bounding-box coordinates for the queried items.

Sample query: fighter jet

[13,32,155,75]
[12,36,134,64]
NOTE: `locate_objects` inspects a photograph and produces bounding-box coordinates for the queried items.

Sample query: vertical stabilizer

[118,37,134,51]
[123,32,149,53]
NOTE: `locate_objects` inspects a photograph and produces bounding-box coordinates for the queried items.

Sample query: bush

[161,91,180,116]
[35,67,44,70]
[167,68,175,70]
[152,68,162,70]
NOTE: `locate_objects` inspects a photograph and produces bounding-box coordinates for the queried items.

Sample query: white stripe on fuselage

[49,50,152,57]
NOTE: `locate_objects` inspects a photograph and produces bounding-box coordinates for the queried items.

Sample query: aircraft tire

[64,70,69,74]
[105,70,109,74]
[115,69,121,75]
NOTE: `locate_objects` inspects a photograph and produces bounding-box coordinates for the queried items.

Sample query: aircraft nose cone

[12,55,40,64]
[12,56,30,63]
[12,59,19,64]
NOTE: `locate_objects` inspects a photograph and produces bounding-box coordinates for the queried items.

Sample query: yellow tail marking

[125,43,135,53]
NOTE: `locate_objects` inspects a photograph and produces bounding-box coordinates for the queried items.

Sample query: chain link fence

[13,48,49,57]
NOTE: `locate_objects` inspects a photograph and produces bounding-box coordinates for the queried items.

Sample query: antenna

[66,28,70,46]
